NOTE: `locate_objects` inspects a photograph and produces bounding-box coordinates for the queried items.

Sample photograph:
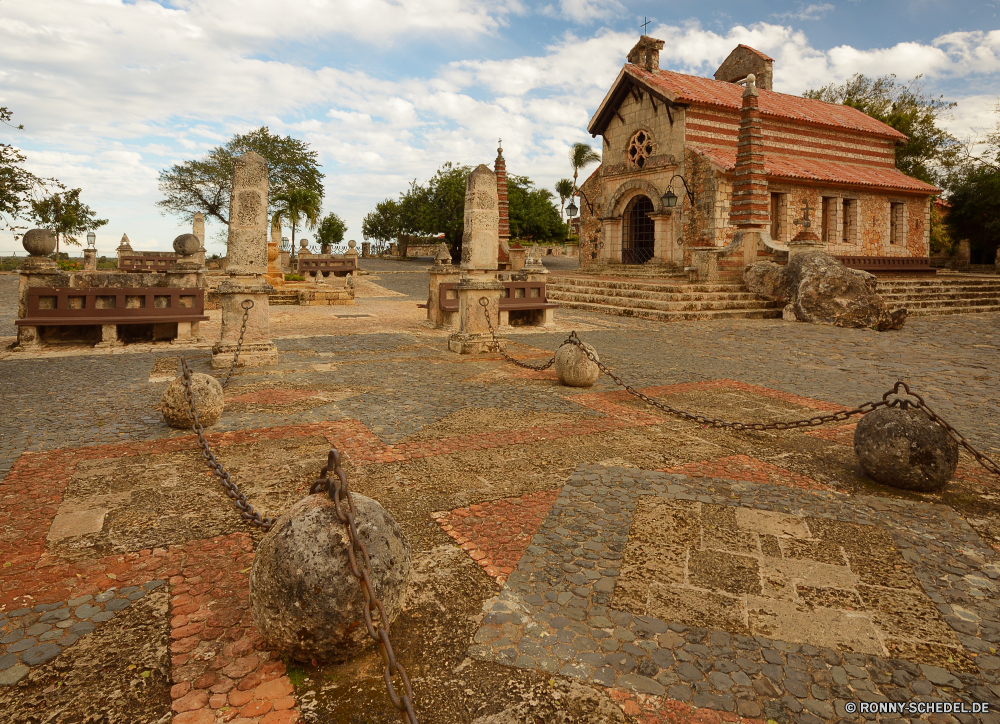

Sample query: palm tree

[272,187,321,259]
[555,178,574,225]
[569,142,600,193]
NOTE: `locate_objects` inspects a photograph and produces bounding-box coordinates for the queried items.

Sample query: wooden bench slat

[19,287,207,327]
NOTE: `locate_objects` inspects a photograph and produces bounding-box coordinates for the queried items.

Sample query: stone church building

[577,37,939,278]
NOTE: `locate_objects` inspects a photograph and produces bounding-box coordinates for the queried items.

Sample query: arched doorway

[623,195,655,264]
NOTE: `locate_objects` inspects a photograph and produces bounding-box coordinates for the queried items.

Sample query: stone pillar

[509,244,526,271]
[361,241,371,258]
[166,234,206,344]
[427,243,460,329]
[83,248,97,271]
[449,165,506,354]
[524,245,555,329]
[192,212,206,266]
[265,215,284,288]
[345,240,359,268]
[211,152,277,368]
[728,74,772,267]
[495,141,511,267]
[116,233,133,268]
[14,230,61,351]
[954,240,971,270]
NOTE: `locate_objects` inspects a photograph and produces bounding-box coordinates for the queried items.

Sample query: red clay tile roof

[626,65,908,141]
[689,144,939,193]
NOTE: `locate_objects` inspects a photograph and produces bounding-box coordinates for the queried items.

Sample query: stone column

[265,215,284,288]
[524,245,555,329]
[83,248,97,271]
[427,243,460,329]
[14,230,61,351]
[344,240,359,269]
[362,241,371,258]
[449,164,506,354]
[192,213,206,266]
[167,234,206,344]
[211,151,277,368]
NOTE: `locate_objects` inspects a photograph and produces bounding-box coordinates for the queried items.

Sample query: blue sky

[2,0,998,254]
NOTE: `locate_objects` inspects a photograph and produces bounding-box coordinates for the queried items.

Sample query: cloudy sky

[2,0,999,253]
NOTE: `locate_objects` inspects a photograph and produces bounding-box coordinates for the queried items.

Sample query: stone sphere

[160,373,224,429]
[555,341,600,387]
[854,406,959,492]
[250,493,411,662]
[348,239,357,249]
[22,229,56,257]
[172,233,200,257]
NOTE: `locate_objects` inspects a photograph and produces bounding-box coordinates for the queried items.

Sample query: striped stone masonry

[495,143,510,247]
[729,78,769,229]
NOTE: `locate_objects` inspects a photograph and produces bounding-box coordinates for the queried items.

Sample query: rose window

[627,130,654,169]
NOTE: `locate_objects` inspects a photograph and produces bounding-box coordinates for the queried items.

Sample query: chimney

[627,36,665,71]
[729,74,770,231]
[495,141,510,263]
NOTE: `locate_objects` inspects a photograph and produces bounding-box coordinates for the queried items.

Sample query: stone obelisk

[212,151,278,368]
[192,212,206,266]
[448,164,506,354]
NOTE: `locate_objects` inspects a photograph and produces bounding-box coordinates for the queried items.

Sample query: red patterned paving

[431,489,561,586]
[658,454,830,492]
[610,689,765,724]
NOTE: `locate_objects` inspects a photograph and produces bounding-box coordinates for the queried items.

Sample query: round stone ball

[555,341,600,387]
[160,373,224,429]
[854,406,959,492]
[22,229,57,257]
[249,493,411,663]
[172,233,201,257]
[348,239,357,249]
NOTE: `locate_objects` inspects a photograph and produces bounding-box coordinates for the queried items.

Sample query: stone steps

[547,278,781,321]
[877,278,1000,316]
[268,292,300,306]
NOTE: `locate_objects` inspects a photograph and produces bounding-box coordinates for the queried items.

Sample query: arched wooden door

[623,195,655,264]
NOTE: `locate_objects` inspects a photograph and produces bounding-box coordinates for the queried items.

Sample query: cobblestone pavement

[1,280,1000,722]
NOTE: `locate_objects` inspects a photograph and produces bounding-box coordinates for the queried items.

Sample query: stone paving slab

[469,463,1000,721]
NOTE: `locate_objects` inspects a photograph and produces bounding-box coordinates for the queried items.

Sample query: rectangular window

[842,198,857,244]
[890,202,904,245]
[821,197,840,243]
[770,193,787,241]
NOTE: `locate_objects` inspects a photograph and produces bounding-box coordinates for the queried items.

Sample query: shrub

[284,274,305,281]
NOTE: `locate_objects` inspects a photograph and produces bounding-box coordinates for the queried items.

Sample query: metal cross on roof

[641,16,650,34]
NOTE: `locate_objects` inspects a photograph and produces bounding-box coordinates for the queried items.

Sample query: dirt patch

[0,589,171,723]
[224,380,374,415]
[401,407,590,443]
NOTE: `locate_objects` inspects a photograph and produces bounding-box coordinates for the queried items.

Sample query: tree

[362,199,403,252]
[315,211,347,249]
[803,75,960,185]
[569,142,600,192]
[555,178,574,226]
[944,105,1000,261]
[272,187,321,256]
[508,176,566,242]
[1,107,63,238]
[29,188,107,262]
[156,126,324,228]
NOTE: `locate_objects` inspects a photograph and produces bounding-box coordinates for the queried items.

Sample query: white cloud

[540,0,626,24]
[3,4,999,253]
[772,3,835,21]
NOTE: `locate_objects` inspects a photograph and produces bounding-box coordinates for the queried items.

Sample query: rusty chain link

[480,297,1000,478]
[221,299,253,389]
[311,450,418,724]
[180,356,276,530]
[478,297,558,371]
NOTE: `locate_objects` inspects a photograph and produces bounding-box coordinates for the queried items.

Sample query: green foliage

[929,200,954,254]
[569,142,600,187]
[945,165,1000,253]
[29,188,107,261]
[364,163,566,259]
[156,126,324,226]
[315,212,347,247]
[555,178,574,222]
[803,75,959,185]
[507,175,566,242]
[284,273,305,281]
[1,107,63,238]
[272,187,322,249]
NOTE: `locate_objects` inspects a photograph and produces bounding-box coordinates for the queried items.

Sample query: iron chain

[221,299,254,388]
[311,450,418,724]
[480,297,1000,479]
[478,297,557,371]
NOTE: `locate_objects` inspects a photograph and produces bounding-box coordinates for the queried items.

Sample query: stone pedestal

[427,264,461,329]
[14,257,60,351]
[448,275,506,354]
[787,229,823,260]
[166,263,206,344]
[362,242,371,258]
[265,242,284,288]
[345,240,359,266]
[211,279,277,368]
[509,245,526,271]
[94,324,121,349]
[83,249,97,271]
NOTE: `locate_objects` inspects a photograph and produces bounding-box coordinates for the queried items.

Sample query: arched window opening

[623,195,655,264]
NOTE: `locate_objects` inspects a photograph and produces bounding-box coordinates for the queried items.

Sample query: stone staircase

[546,277,782,322]
[268,291,300,306]
[877,277,1000,316]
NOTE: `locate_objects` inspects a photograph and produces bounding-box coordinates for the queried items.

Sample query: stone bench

[296,257,358,278]
[427,281,557,328]
[16,287,209,348]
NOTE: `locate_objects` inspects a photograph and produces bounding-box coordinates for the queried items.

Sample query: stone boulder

[250,493,411,662]
[160,373,224,428]
[555,341,600,387]
[854,406,959,492]
[472,679,629,724]
[744,252,907,331]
